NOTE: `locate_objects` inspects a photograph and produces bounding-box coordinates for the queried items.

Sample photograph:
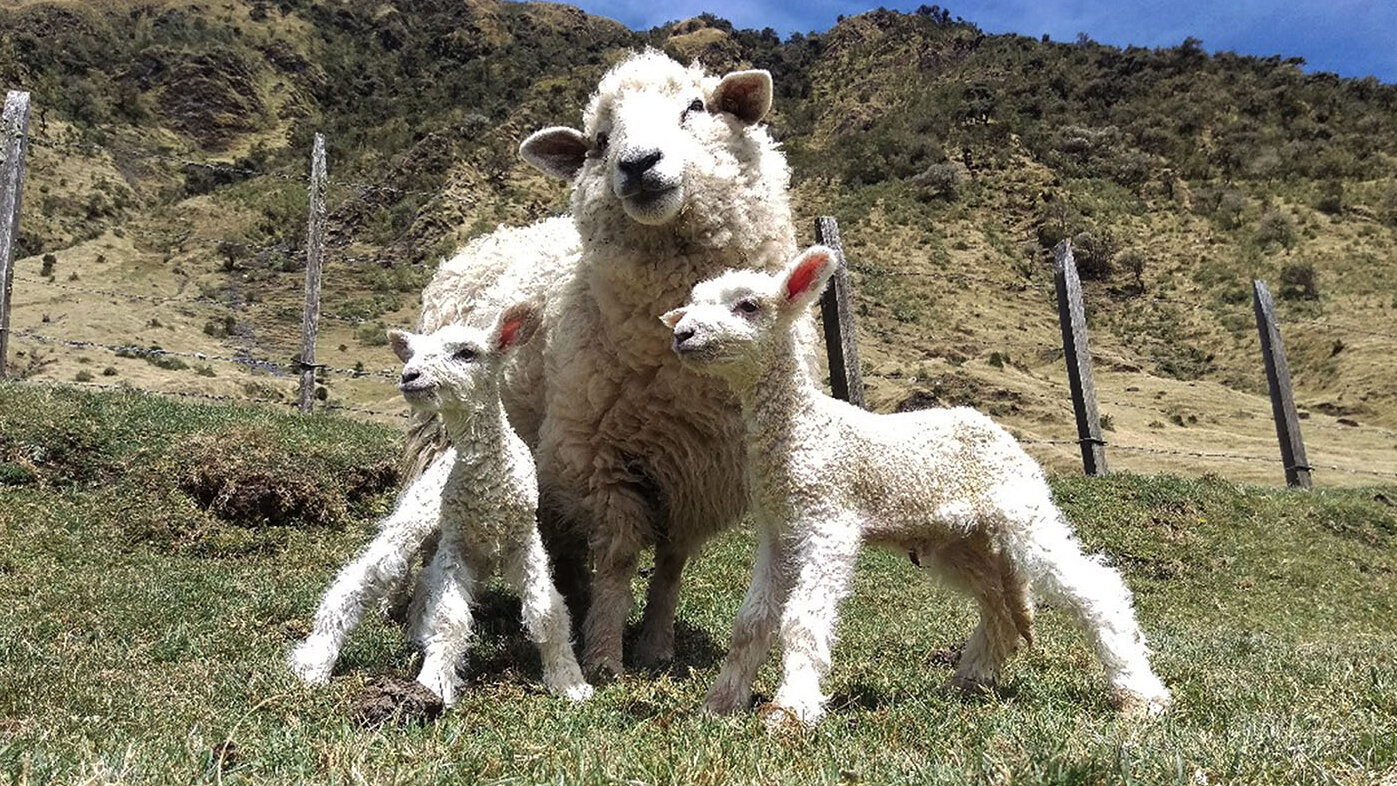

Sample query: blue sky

[560,0,1397,83]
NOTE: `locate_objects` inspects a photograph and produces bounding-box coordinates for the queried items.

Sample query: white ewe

[288,304,591,704]
[661,246,1173,725]
[516,49,803,677]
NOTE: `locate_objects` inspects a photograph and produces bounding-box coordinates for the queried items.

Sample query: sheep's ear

[781,246,839,313]
[519,127,590,180]
[712,70,772,124]
[387,329,415,363]
[659,308,686,329]
[493,302,542,353]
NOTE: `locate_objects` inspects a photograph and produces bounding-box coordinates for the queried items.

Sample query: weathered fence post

[1252,280,1312,489]
[297,132,327,413]
[815,216,865,408]
[0,91,32,379]
[1053,239,1108,475]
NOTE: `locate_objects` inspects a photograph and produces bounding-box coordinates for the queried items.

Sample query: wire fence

[5,118,1397,483]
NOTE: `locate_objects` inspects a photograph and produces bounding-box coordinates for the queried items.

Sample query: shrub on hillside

[1255,210,1296,248]
[1278,262,1320,301]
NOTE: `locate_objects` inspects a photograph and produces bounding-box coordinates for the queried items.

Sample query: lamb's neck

[438,398,514,461]
[732,340,831,470]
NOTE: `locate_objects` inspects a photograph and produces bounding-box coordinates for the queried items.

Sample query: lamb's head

[519,49,782,233]
[388,302,540,414]
[660,246,838,380]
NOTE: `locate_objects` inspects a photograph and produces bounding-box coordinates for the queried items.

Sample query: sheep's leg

[633,542,688,669]
[1007,501,1172,716]
[769,522,861,726]
[929,535,1030,692]
[413,524,478,706]
[287,451,453,684]
[581,488,651,679]
[504,529,593,701]
[704,525,791,714]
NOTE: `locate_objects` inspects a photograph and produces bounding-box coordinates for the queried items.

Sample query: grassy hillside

[0,0,1395,485]
[1,384,1395,783]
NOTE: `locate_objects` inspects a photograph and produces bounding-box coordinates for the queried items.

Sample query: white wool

[666,248,1172,725]
[523,49,805,677]
[288,315,591,705]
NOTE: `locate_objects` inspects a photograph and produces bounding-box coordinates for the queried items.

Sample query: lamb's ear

[781,246,839,313]
[387,329,415,364]
[712,70,772,124]
[493,302,542,353]
[659,308,686,329]
[519,127,589,180]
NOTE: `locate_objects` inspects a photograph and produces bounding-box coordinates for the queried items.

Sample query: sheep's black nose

[399,369,421,386]
[618,149,663,177]
[673,328,695,346]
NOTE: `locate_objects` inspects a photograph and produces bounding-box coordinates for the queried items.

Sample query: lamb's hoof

[553,681,595,702]
[1113,686,1173,718]
[416,667,462,706]
[287,642,334,685]
[757,701,817,731]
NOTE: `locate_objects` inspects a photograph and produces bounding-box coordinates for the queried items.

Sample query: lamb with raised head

[661,246,1173,725]
[288,304,591,704]
[516,49,804,677]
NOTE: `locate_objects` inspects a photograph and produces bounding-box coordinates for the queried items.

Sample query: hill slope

[2,0,1395,484]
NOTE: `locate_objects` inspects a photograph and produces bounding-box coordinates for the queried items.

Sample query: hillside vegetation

[1,0,1395,484]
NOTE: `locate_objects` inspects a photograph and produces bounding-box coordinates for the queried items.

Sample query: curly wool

[531,50,805,676]
[666,248,1173,725]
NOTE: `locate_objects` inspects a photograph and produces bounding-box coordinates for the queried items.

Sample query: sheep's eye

[453,347,477,362]
[734,298,760,316]
[682,98,705,121]
[594,131,609,152]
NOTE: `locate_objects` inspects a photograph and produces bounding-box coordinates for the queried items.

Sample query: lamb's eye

[453,347,477,362]
[734,298,760,316]
[594,131,609,152]
[682,98,705,121]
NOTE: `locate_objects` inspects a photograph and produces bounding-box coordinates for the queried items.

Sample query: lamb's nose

[673,327,695,346]
[399,369,421,386]
[618,149,663,177]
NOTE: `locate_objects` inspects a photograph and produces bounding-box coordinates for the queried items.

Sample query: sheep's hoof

[553,681,595,702]
[945,674,997,697]
[757,701,816,732]
[287,643,334,685]
[583,657,624,684]
[702,687,749,716]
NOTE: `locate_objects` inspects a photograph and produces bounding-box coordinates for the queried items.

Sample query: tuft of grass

[0,387,1394,783]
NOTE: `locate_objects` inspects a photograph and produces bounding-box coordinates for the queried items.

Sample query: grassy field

[1,384,1396,784]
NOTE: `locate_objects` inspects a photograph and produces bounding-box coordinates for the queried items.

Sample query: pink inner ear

[785,254,828,301]
[497,319,521,350]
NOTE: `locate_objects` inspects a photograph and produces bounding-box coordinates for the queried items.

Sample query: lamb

[510,49,805,677]
[660,246,1173,725]
[288,304,592,704]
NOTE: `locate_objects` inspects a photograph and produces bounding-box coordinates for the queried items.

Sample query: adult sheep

[516,49,803,677]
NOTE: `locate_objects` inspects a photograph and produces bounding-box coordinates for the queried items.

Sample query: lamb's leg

[413,524,478,706]
[930,535,1031,692]
[704,526,791,714]
[1007,500,1172,715]
[504,529,593,701]
[769,523,861,726]
[633,542,688,669]
[580,495,646,679]
[287,450,453,684]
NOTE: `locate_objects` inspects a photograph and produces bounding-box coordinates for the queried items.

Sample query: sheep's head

[519,49,775,229]
[660,246,838,379]
[388,302,540,414]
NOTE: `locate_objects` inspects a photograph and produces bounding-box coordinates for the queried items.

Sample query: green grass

[1,384,1395,784]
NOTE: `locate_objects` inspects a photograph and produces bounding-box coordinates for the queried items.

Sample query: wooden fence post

[1252,280,1312,489]
[1053,240,1108,475]
[297,132,327,413]
[815,216,865,408]
[0,91,32,379]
